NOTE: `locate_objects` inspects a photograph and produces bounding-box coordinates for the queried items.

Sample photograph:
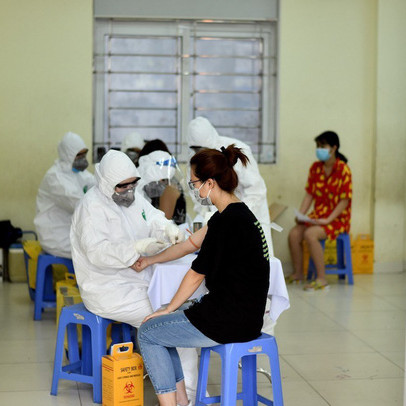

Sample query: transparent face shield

[155,156,185,193]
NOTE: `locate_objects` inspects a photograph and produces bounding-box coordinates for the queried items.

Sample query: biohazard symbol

[124,381,135,394]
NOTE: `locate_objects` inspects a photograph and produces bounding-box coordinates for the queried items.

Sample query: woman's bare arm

[299,193,313,214]
[142,268,205,322]
[132,225,207,271]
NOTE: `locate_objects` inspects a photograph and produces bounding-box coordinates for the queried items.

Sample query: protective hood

[137,151,176,184]
[95,150,140,198]
[187,117,220,149]
[121,132,145,151]
[57,132,87,164]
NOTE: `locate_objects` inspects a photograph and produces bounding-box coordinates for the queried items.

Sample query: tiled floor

[0,273,405,405]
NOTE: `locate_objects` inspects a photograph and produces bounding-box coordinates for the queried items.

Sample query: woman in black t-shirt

[136,145,270,406]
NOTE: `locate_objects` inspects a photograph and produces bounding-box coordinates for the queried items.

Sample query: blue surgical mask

[316,148,331,162]
[193,181,213,206]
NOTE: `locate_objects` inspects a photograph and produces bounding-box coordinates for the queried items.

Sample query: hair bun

[221,144,248,168]
[220,146,235,167]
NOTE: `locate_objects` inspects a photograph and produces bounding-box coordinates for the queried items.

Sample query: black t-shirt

[184,202,270,344]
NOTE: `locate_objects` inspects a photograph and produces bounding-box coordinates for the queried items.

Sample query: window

[93,19,278,163]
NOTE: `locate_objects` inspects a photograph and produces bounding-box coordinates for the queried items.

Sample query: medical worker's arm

[143,198,185,243]
[142,268,205,323]
[132,225,207,272]
[75,205,144,268]
[314,199,349,226]
[141,197,172,239]
[46,173,85,213]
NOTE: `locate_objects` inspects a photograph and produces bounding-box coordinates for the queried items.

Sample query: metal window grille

[93,19,278,163]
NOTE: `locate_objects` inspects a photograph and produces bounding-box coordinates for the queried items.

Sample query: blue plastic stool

[23,247,36,301]
[196,333,284,406]
[51,303,134,404]
[307,233,354,285]
[34,253,75,320]
[23,246,53,303]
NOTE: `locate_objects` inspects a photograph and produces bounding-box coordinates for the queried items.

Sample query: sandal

[285,275,303,284]
[303,280,330,291]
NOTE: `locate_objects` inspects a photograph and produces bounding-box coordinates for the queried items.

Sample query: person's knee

[303,227,321,243]
[137,321,150,344]
[289,226,304,243]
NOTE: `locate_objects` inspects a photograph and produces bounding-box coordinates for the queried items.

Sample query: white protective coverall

[34,132,95,258]
[70,150,198,401]
[121,131,145,152]
[187,117,273,254]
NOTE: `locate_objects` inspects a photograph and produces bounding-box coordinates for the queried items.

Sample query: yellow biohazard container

[353,234,374,274]
[102,342,144,406]
[56,273,82,326]
[56,273,83,349]
[22,240,67,289]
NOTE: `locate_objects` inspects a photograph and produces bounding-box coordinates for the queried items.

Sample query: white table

[147,255,290,322]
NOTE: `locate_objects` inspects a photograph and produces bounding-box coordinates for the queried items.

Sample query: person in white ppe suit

[70,149,198,403]
[34,132,95,258]
[187,117,273,254]
[137,150,186,225]
[121,131,145,166]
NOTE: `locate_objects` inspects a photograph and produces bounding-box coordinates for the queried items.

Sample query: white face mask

[193,181,213,206]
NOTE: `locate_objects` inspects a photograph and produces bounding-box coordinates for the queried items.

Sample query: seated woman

[135,145,270,406]
[137,150,186,225]
[287,131,352,291]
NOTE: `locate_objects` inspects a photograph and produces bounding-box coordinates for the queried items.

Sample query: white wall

[0,0,93,230]
[373,0,406,272]
[267,0,378,264]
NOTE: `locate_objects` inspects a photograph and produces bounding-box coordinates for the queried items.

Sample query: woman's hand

[295,217,306,225]
[142,308,170,324]
[130,256,150,272]
[314,218,330,226]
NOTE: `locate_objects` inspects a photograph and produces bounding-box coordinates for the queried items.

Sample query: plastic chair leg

[122,324,133,343]
[343,236,354,285]
[82,326,93,376]
[220,351,239,406]
[34,261,49,320]
[66,323,80,366]
[196,348,212,404]
[51,318,69,395]
[241,355,257,405]
[266,340,284,406]
[91,324,107,404]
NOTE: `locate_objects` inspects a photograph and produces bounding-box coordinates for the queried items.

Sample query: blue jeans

[137,310,218,395]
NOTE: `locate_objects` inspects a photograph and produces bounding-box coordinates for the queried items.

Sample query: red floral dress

[305,159,352,240]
